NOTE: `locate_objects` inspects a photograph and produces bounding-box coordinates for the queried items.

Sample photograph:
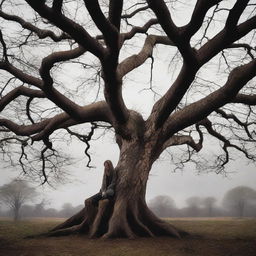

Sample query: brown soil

[0,217,255,256]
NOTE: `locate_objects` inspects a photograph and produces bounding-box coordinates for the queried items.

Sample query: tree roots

[43,197,188,239]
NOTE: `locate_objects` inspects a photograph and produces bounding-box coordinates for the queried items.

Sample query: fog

[1,131,256,212]
[1,185,256,220]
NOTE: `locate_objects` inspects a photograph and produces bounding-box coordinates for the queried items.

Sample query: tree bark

[47,139,187,239]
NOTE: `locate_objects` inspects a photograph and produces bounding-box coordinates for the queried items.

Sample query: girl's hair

[104,160,114,173]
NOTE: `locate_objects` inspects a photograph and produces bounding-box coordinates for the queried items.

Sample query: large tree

[0,0,256,238]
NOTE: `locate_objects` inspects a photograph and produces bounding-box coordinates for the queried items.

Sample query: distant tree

[185,196,202,217]
[20,204,34,218]
[222,186,256,217]
[148,195,176,217]
[202,197,217,217]
[44,208,58,218]
[186,196,201,208]
[33,199,50,217]
[59,202,75,217]
[0,180,38,221]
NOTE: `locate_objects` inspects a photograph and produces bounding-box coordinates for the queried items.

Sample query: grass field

[0,217,256,256]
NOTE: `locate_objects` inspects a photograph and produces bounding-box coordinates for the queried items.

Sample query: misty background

[1,182,256,219]
[1,130,256,218]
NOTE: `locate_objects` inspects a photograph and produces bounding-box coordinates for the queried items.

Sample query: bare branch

[149,62,199,130]
[146,0,197,61]
[118,35,174,77]
[24,1,106,59]
[31,101,112,141]
[122,19,158,42]
[52,0,63,13]
[0,60,98,122]
[0,62,43,88]
[227,43,256,59]
[1,101,112,140]
[0,77,16,97]
[215,108,254,139]
[83,0,119,49]
[0,29,8,61]
[39,46,86,87]
[102,77,129,130]
[232,94,256,105]
[182,0,222,40]
[109,0,123,30]
[163,59,256,140]
[19,141,28,174]
[198,15,256,65]
[162,134,203,152]
[66,123,98,168]
[26,97,35,124]
[0,10,70,42]
[40,146,49,185]
[225,0,250,30]
[148,4,256,131]
[199,118,255,168]
[0,118,50,137]
[0,86,45,112]
[122,5,149,19]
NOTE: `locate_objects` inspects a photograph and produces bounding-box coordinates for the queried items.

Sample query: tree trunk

[47,139,187,239]
[238,201,245,218]
[14,209,19,222]
[13,205,20,222]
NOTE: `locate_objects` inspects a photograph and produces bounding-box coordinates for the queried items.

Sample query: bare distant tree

[44,208,58,218]
[0,179,38,221]
[186,196,201,207]
[59,202,76,217]
[0,0,256,238]
[33,199,50,217]
[20,204,35,218]
[185,196,202,217]
[202,197,217,217]
[148,195,176,217]
[222,186,256,217]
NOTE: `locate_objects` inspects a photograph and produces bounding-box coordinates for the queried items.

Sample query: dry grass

[0,217,255,256]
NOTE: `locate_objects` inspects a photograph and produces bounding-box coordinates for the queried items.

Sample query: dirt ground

[0,217,255,256]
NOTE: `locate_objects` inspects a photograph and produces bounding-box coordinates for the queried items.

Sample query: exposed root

[102,221,136,239]
[127,203,155,237]
[101,201,136,239]
[142,204,189,238]
[42,196,188,239]
[89,199,112,238]
[50,208,85,232]
[47,224,82,237]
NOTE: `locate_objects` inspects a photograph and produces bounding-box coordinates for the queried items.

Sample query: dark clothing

[100,169,117,198]
[89,170,117,206]
[90,192,103,206]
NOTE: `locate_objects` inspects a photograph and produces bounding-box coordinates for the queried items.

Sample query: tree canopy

[0,1,256,183]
